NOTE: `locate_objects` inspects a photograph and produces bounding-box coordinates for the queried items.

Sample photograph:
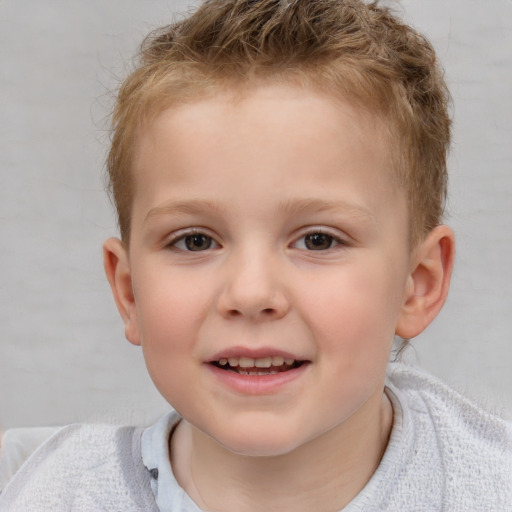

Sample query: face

[115,85,414,456]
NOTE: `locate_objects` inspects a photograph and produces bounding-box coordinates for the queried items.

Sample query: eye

[294,232,342,251]
[172,233,218,252]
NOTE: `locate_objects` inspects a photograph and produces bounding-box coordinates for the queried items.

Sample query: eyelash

[165,229,220,252]
[292,229,347,251]
[165,228,348,252]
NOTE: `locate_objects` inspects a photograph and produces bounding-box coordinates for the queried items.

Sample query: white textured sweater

[1,364,511,511]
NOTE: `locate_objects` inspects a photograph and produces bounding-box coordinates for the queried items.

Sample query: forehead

[131,84,403,222]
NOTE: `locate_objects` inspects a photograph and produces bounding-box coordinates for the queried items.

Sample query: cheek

[136,291,203,410]
[132,270,211,384]
[134,266,209,341]
[299,261,403,359]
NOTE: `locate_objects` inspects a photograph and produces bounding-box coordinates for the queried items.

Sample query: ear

[395,225,455,338]
[103,238,141,346]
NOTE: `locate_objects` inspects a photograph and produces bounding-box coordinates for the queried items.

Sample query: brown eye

[184,234,213,251]
[303,233,335,250]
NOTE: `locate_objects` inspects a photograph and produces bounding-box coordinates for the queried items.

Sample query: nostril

[218,290,289,319]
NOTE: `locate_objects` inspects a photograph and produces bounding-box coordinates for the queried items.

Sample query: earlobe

[103,238,141,346]
[395,225,455,339]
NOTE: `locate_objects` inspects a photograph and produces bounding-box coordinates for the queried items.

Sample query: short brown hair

[107,0,451,245]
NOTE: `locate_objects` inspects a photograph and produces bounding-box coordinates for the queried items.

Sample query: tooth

[255,357,272,368]
[219,358,228,366]
[239,370,249,375]
[239,357,255,368]
[272,356,285,366]
[284,358,294,365]
[257,371,268,376]
[228,358,239,367]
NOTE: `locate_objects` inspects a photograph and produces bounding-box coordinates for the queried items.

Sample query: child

[1,0,510,510]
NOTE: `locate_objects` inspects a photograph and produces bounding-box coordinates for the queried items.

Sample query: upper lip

[208,346,305,363]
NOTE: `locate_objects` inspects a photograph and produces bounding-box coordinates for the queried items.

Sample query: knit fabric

[346,364,512,510]
[0,427,60,491]
[1,363,510,511]
[0,424,158,511]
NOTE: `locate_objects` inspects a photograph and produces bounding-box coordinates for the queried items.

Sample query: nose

[216,247,289,321]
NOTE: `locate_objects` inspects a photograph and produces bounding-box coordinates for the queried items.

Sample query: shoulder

[387,362,512,438]
[386,363,512,509]
[0,423,158,512]
[0,426,62,490]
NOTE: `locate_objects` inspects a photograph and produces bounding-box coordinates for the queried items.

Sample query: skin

[104,84,454,512]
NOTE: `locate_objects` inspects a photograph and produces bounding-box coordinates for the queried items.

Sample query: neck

[171,391,393,512]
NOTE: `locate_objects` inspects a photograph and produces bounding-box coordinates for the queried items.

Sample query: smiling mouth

[210,356,305,375]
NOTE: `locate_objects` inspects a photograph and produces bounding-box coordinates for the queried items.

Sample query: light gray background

[0,0,511,430]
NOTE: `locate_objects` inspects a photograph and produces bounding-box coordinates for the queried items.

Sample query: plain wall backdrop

[0,0,511,430]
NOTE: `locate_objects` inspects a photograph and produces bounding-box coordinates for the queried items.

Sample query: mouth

[210,356,306,376]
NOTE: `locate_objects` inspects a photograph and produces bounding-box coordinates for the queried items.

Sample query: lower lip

[206,363,309,395]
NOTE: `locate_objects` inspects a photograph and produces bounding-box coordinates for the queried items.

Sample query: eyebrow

[145,197,375,223]
[277,198,375,221]
[145,199,226,222]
